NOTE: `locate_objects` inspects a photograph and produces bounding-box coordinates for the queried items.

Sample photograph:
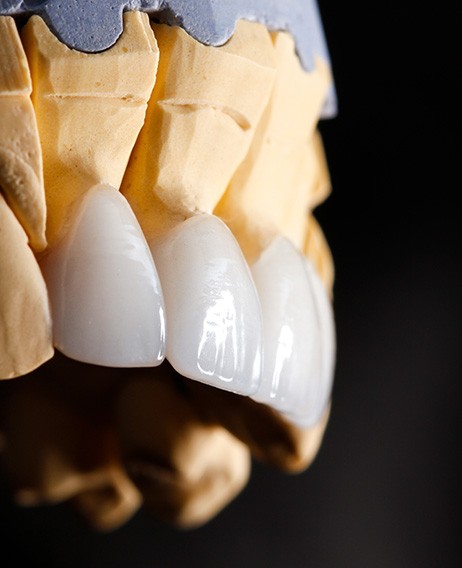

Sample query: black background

[1,3,460,567]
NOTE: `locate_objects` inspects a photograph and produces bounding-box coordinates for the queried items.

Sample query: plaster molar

[0,16,46,252]
[149,214,262,396]
[40,185,166,368]
[250,237,335,427]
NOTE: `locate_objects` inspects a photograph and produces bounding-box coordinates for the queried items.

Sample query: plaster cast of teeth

[149,213,262,396]
[40,184,166,368]
[251,237,335,427]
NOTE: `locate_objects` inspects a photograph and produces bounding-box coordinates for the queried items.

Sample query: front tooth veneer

[150,214,262,395]
[0,16,46,252]
[40,185,166,368]
[250,237,335,427]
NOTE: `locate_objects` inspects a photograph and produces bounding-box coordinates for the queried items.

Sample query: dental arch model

[0,0,337,530]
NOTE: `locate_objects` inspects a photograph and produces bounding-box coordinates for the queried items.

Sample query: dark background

[1,3,460,567]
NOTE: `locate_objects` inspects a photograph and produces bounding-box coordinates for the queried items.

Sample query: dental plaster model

[0,0,337,530]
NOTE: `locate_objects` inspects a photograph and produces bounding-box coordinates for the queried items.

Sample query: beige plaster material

[115,370,251,528]
[0,368,141,531]
[21,11,159,249]
[306,128,332,211]
[0,193,53,379]
[0,15,336,528]
[300,131,335,295]
[215,32,333,263]
[304,214,335,297]
[0,16,46,251]
[121,21,276,239]
[183,376,330,473]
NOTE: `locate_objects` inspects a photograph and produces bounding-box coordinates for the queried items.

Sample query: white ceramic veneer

[251,236,335,426]
[41,184,166,367]
[150,213,263,395]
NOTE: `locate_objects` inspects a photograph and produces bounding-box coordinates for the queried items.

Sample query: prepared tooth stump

[0,0,337,530]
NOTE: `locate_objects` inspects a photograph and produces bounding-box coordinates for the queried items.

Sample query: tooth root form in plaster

[250,237,335,428]
[121,21,276,240]
[21,11,159,248]
[150,214,262,396]
[0,194,53,379]
[0,16,46,252]
[215,31,333,262]
[40,185,166,368]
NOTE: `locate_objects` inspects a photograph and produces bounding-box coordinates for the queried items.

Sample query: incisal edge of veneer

[215,30,333,263]
[0,16,46,252]
[0,194,53,380]
[121,20,277,240]
[20,11,159,249]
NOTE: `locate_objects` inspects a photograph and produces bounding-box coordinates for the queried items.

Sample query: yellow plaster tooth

[1,382,141,531]
[0,17,30,96]
[0,193,53,379]
[20,11,159,249]
[306,128,332,211]
[121,21,276,240]
[115,374,251,529]
[183,377,331,474]
[299,130,334,295]
[280,129,332,251]
[215,31,333,263]
[0,16,46,252]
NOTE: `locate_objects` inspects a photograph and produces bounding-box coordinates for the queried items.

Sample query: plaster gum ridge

[0,0,337,117]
